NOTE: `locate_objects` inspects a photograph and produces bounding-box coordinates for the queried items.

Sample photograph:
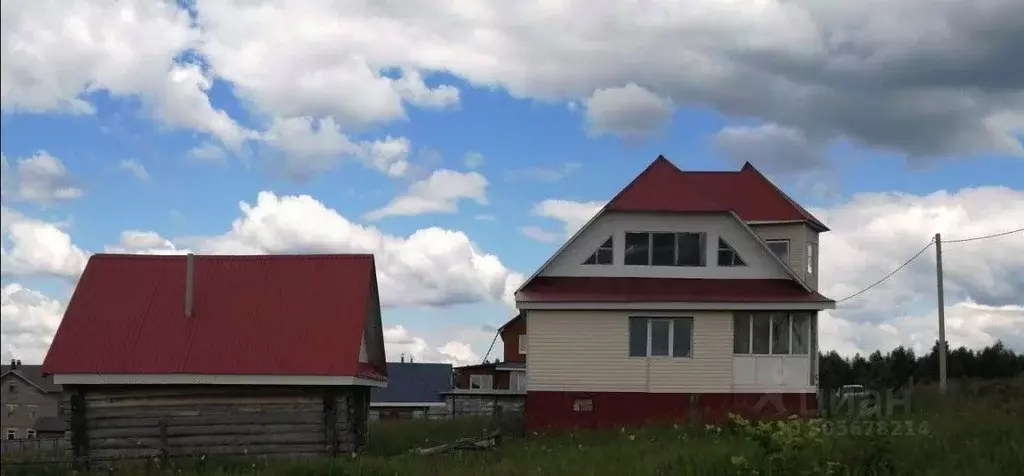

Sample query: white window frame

[716,237,747,267]
[765,239,790,263]
[26,429,36,439]
[518,335,527,354]
[628,317,694,358]
[5,429,16,440]
[624,231,706,267]
[582,236,614,265]
[469,374,493,390]
[733,312,812,356]
[510,371,527,392]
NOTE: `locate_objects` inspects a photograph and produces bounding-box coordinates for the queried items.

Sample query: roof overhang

[441,388,526,396]
[370,402,446,408]
[52,373,388,387]
[516,301,835,311]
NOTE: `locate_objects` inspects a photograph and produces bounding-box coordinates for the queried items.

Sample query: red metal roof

[518,277,832,303]
[42,254,385,380]
[606,156,828,231]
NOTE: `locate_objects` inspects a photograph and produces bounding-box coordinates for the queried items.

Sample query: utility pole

[934,233,947,394]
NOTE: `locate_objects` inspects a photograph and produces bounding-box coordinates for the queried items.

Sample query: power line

[944,227,1023,244]
[835,239,935,304]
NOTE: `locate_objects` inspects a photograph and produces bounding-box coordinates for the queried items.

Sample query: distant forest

[818,341,1024,391]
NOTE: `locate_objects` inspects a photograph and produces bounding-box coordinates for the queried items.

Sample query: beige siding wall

[527,310,733,393]
[750,223,821,290]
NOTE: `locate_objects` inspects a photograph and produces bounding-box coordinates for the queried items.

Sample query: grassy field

[4,380,1022,475]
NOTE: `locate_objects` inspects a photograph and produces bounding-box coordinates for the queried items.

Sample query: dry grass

[4,381,1021,475]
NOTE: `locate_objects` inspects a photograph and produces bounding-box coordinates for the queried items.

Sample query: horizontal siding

[528,310,733,393]
[750,223,809,286]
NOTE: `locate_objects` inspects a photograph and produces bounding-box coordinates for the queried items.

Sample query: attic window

[717,238,746,267]
[582,237,614,265]
[624,232,706,267]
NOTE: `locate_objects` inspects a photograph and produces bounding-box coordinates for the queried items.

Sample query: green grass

[5,382,1021,475]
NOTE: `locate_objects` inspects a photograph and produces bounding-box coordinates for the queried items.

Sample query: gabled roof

[606,156,828,231]
[370,362,452,404]
[497,313,523,333]
[0,365,61,393]
[514,156,826,296]
[42,254,385,380]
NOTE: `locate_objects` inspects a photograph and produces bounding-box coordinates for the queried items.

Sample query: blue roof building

[370,361,453,415]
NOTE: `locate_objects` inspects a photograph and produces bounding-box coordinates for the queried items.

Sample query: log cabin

[41,253,387,461]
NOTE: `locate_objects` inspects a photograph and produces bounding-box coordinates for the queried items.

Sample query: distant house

[1,361,64,440]
[446,314,527,415]
[41,253,388,460]
[370,360,453,419]
[515,156,835,431]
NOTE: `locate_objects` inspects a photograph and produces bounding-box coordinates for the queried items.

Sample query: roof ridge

[90,253,376,260]
[739,163,830,232]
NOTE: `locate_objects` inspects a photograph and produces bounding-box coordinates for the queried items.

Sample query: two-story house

[445,314,528,414]
[1,360,64,440]
[515,156,835,431]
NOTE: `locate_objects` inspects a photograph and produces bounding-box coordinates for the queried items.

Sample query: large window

[766,239,790,262]
[734,312,813,355]
[583,236,614,265]
[717,238,746,267]
[624,232,706,266]
[628,317,693,358]
[469,374,493,389]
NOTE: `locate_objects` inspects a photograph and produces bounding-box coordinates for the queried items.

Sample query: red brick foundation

[525,391,818,432]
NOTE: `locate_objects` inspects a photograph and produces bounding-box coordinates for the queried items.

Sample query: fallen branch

[411,430,502,455]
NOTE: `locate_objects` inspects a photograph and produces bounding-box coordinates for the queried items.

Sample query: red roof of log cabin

[518,277,832,303]
[605,156,828,232]
[41,254,385,380]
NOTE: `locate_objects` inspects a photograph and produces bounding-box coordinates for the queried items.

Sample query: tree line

[818,340,1024,391]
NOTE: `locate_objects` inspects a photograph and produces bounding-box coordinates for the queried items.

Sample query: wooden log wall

[64,385,361,461]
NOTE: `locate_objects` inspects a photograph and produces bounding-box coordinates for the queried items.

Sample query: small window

[572,399,593,412]
[624,232,650,265]
[651,233,676,266]
[469,374,493,390]
[628,317,694,358]
[5,405,14,418]
[26,429,36,439]
[8,384,16,394]
[676,232,706,266]
[751,314,771,354]
[583,237,614,265]
[5,429,15,440]
[628,318,649,357]
[733,313,751,354]
[807,243,816,274]
[511,372,528,392]
[717,238,746,267]
[791,313,811,354]
[771,313,791,355]
[518,335,528,354]
[766,240,790,263]
[649,320,670,356]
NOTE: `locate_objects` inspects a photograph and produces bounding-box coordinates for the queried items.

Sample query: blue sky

[2,1,1022,365]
